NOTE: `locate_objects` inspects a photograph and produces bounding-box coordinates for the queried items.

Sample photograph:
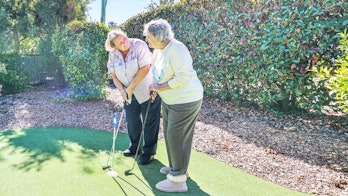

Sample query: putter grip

[112,113,118,128]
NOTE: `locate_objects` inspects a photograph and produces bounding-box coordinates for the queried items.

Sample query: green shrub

[121,0,347,113]
[52,21,109,100]
[0,53,29,95]
[0,62,4,96]
[312,29,348,113]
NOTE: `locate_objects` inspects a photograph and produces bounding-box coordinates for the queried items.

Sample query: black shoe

[138,154,154,165]
[123,149,142,157]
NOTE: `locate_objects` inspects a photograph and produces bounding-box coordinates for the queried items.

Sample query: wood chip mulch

[0,85,347,196]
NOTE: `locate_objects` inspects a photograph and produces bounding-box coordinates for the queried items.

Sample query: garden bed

[0,84,347,196]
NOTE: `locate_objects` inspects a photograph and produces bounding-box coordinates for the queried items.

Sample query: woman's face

[112,34,130,52]
[146,33,164,49]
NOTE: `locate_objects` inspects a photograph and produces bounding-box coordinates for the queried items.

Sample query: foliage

[52,21,109,100]
[0,0,89,54]
[0,0,35,53]
[121,0,347,113]
[0,53,29,95]
[311,29,348,113]
[33,0,90,84]
[0,0,90,93]
[145,0,176,10]
[0,62,4,96]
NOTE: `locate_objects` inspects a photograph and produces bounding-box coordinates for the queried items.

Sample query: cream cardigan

[151,39,203,105]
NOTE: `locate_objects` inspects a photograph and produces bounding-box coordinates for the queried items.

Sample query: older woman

[105,29,161,165]
[143,19,204,192]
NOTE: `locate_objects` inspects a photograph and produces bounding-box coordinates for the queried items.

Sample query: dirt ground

[0,85,347,196]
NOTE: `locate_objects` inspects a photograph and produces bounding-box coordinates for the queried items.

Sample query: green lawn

[0,127,307,196]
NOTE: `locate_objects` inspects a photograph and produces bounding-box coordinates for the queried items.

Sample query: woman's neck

[159,40,171,50]
[120,49,129,59]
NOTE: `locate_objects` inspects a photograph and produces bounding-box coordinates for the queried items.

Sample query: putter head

[102,164,111,170]
[124,169,133,176]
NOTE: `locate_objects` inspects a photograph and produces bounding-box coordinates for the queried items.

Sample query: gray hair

[143,19,174,43]
[105,29,127,51]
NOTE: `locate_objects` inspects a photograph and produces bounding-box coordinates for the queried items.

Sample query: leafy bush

[52,21,109,100]
[0,53,29,95]
[121,0,347,113]
[312,29,348,113]
[0,62,4,96]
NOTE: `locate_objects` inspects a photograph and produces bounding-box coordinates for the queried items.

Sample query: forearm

[151,82,171,92]
[111,73,126,94]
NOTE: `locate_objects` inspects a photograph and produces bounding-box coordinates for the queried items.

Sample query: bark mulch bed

[0,85,347,196]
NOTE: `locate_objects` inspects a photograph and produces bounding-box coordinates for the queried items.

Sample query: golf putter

[102,110,124,173]
[125,99,151,175]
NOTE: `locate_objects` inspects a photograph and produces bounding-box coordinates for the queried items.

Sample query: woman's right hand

[150,91,157,102]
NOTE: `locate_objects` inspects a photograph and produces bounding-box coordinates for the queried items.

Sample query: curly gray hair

[143,19,174,43]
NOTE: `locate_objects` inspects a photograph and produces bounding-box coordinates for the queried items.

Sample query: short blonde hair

[105,29,128,51]
[143,19,174,43]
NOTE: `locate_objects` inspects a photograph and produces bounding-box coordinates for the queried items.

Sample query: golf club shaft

[126,99,151,173]
[111,109,124,167]
[103,109,124,169]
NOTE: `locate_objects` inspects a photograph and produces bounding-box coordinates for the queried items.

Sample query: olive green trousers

[161,99,203,177]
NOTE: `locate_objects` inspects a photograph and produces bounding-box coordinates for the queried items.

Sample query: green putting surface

[0,127,307,196]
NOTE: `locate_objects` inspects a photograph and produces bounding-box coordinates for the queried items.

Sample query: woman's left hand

[125,88,133,103]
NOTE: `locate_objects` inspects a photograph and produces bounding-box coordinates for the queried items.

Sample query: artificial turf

[0,127,307,196]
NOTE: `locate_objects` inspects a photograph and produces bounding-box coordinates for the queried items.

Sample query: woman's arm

[111,73,128,101]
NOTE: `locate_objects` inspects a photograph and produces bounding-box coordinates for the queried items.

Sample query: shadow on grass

[0,127,208,195]
[0,127,111,171]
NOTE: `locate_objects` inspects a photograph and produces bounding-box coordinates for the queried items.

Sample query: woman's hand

[150,91,157,102]
[125,88,133,103]
[149,83,159,102]
[120,89,128,102]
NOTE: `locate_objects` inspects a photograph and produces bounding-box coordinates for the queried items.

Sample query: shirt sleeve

[167,43,195,88]
[135,40,152,69]
[107,52,116,73]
